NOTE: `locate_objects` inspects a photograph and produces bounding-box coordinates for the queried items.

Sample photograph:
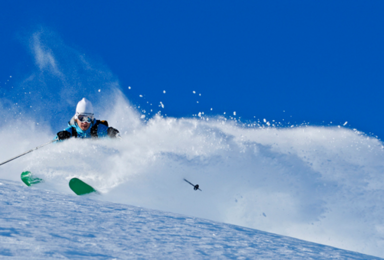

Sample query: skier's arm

[97,124,120,138]
[57,130,71,140]
[54,127,74,142]
[107,127,119,138]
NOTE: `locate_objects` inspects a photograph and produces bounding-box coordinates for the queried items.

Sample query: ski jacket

[54,117,110,140]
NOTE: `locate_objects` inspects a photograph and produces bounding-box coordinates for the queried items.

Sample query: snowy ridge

[0,179,381,259]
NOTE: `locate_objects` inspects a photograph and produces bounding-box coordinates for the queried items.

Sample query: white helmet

[75,98,94,119]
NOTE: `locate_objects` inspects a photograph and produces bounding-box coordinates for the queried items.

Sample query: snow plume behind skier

[2,91,384,257]
[1,30,384,257]
[55,98,120,141]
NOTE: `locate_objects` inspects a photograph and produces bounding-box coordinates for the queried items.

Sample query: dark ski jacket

[54,117,110,140]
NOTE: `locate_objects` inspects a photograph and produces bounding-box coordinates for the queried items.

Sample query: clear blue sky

[1,1,384,137]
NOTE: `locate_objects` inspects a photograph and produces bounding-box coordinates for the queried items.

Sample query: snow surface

[1,31,384,258]
[2,105,384,257]
[0,179,381,259]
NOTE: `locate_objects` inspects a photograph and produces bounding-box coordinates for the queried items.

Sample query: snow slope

[2,104,384,257]
[2,32,384,258]
[0,179,381,259]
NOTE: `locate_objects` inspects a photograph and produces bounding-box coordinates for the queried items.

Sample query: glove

[107,127,119,138]
[57,130,71,140]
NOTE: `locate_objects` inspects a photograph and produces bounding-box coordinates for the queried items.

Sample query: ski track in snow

[0,179,381,260]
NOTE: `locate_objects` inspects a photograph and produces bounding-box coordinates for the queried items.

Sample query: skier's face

[76,119,91,131]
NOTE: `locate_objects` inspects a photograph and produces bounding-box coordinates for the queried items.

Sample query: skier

[55,98,120,141]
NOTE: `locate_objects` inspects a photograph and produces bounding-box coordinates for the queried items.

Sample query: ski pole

[183,178,202,191]
[0,140,55,166]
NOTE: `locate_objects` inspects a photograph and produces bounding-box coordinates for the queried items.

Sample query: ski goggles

[77,114,94,123]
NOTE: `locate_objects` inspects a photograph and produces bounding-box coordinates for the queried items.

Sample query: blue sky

[1,1,384,137]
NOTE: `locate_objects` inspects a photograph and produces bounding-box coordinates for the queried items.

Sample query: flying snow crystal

[233,111,236,116]
[199,93,201,96]
[128,86,131,89]
[211,108,213,111]
[139,95,143,98]
[163,90,166,94]
[224,112,226,114]
[159,102,164,108]
[10,76,12,78]
[263,119,267,123]
[140,115,145,119]
[193,91,196,94]
[98,89,101,92]
[197,101,199,103]
[344,121,348,126]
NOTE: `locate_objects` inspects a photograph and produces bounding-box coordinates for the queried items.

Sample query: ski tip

[21,171,43,187]
[69,177,98,196]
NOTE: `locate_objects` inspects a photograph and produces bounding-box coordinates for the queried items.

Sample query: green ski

[69,178,98,196]
[21,171,43,186]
